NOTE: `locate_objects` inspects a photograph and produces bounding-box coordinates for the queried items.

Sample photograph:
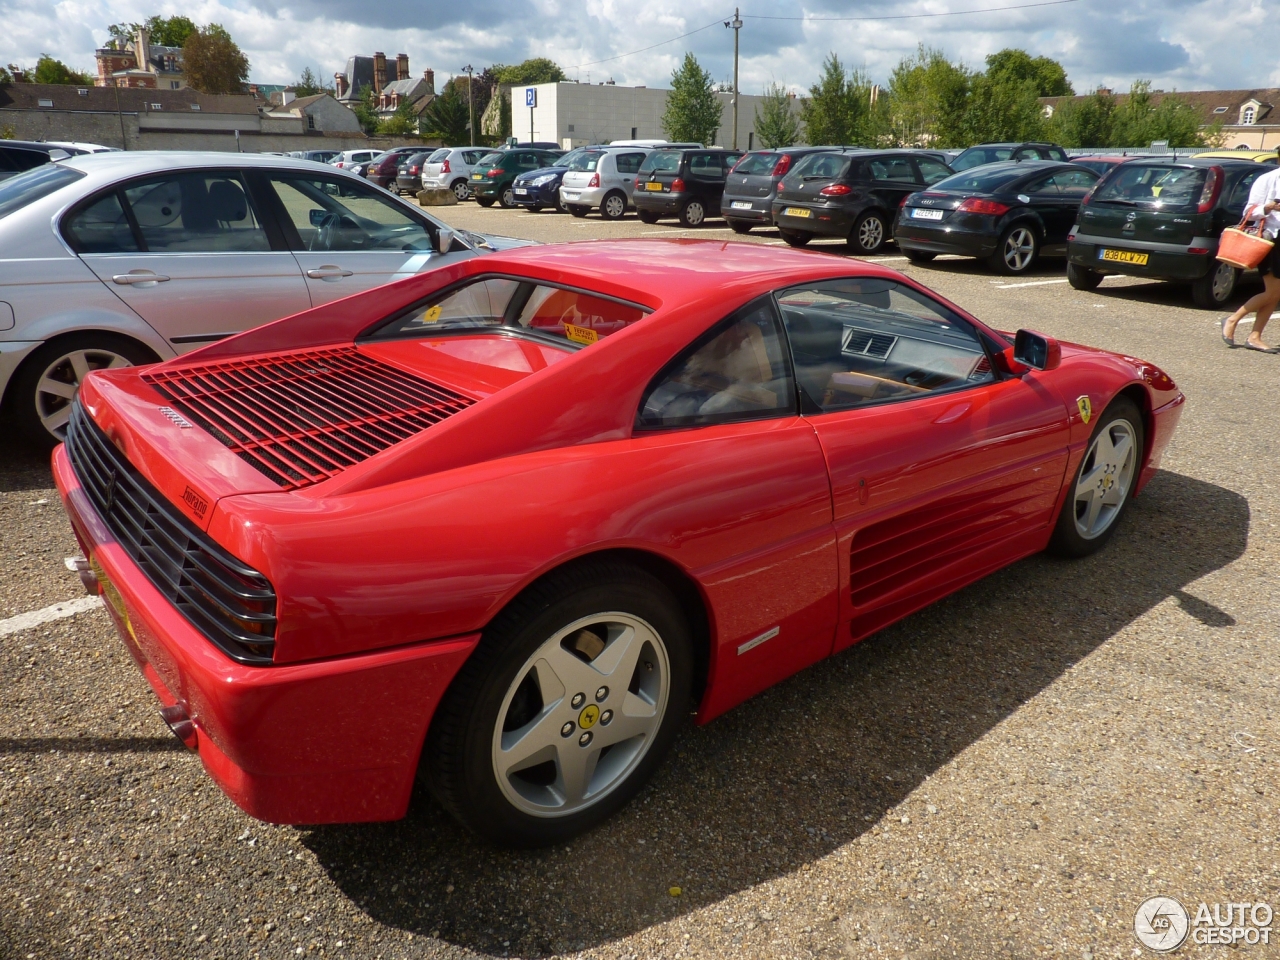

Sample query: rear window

[639,151,682,174]
[733,152,781,176]
[564,150,603,172]
[427,148,450,162]
[1071,158,1116,176]
[932,166,1025,193]
[1092,164,1208,209]
[951,147,1013,171]
[477,152,504,167]
[0,164,85,221]
[371,276,650,347]
[787,153,851,180]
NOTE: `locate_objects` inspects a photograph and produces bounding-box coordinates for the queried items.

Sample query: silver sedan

[0,152,526,446]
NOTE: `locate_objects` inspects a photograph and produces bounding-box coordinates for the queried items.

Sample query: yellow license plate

[471,173,483,180]
[644,182,663,191]
[1099,248,1148,265]
[783,207,812,218]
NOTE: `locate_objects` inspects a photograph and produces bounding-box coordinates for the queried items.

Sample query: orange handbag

[1218,216,1274,270]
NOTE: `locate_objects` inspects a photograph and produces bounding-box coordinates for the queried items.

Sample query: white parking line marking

[0,596,104,638]
[995,278,1070,289]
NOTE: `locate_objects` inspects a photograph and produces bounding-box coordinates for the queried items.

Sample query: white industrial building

[510,81,784,149]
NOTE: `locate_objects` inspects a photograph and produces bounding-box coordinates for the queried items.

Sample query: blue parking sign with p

[525,88,537,108]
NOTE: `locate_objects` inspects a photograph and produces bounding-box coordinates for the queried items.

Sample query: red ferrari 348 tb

[53,240,1183,845]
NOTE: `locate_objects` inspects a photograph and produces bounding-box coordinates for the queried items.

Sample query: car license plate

[471,173,483,180]
[645,182,664,192]
[562,192,579,201]
[911,208,944,220]
[1098,248,1149,265]
[783,207,811,218]
[730,201,753,210]
[514,188,527,195]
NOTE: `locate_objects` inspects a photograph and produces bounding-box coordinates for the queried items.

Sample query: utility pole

[724,8,742,150]
[462,64,474,146]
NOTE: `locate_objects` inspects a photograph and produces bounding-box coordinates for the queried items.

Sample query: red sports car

[53,240,1183,845]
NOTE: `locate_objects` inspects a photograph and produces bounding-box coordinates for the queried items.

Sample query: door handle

[112,271,170,284]
[306,266,354,280]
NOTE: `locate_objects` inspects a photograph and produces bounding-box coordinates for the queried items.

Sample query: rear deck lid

[1081,163,1210,245]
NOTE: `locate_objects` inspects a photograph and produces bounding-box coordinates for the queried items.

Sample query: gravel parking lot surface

[3,200,1277,960]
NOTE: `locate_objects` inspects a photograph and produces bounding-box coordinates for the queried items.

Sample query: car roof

[1193,150,1278,161]
[967,142,1061,149]
[1123,156,1260,168]
[60,151,376,175]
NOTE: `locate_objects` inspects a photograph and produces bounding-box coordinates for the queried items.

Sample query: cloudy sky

[4,0,1279,97]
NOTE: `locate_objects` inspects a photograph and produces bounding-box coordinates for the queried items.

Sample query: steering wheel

[311,212,342,251]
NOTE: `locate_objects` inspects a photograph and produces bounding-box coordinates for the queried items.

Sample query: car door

[634,295,839,717]
[257,170,466,306]
[773,275,1070,648]
[614,152,646,200]
[686,152,723,208]
[68,169,312,349]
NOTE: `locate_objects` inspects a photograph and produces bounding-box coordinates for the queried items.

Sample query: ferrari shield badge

[1077,395,1092,424]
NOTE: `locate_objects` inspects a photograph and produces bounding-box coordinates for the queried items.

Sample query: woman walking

[1222,156,1280,352]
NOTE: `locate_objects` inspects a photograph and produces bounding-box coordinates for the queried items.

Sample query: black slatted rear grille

[64,403,277,665]
[141,346,477,489]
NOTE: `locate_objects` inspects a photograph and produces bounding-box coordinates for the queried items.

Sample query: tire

[903,248,936,263]
[679,200,707,228]
[637,211,660,224]
[528,205,544,213]
[554,192,566,213]
[728,220,752,235]
[476,197,495,208]
[8,333,155,449]
[1047,396,1144,559]
[990,223,1039,275]
[499,187,516,209]
[568,205,590,218]
[1067,261,1104,291]
[1191,261,1238,309]
[600,191,627,221]
[780,229,812,248]
[848,210,888,255]
[423,559,693,847]
[451,179,470,202]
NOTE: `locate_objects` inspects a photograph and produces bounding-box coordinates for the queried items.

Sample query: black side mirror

[1013,329,1062,371]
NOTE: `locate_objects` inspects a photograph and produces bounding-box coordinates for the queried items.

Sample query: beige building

[1040,88,1280,150]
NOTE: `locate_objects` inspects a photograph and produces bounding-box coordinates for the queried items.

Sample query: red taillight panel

[588,173,600,188]
[773,154,792,177]
[487,168,503,177]
[441,159,451,173]
[671,178,686,193]
[819,183,852,196]
[958,197,1011,216]
[1198,166,1222,214]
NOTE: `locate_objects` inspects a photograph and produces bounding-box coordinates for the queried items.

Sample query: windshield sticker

[564,323,599,345]
[421,304,443,323]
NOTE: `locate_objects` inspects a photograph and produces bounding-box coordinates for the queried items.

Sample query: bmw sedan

[0,152,525,447]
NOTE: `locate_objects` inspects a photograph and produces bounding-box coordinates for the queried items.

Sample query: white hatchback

[0,152,528,446]
[559,147,654,221]
[421,148,491,201]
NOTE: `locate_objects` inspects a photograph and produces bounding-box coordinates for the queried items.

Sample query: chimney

[424,69,435,94]
[135,26,151,73]
[373,52,387,93]
[1097,86,1112,96]
[396,53,409,82]
[334,72,348,99]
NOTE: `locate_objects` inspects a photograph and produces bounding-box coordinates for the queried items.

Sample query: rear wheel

[600,191,627,221]
[637,210,660,224]
[848,210,888,254]
[568,205,590,218]
[990,223,1039,274]
[476,197,495,208]
[1067,261,1104,291]
[728,220,752,234]
[679,200,707,227]
[451,179,470,202]
[1191,261,1238,309]
[423,560,693,846]
[780,229,812,247]
[903,248,936,263]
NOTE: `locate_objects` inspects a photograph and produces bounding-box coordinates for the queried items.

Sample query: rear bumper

[1068,235,1216,281]
[52,444,479,825]
[471,179,503,198]
[722,196,773,223]
[559,185,606,207]
[395,176,421,192]
[893,218,998,257]
[771,203,855,237]
[632,192,687,215]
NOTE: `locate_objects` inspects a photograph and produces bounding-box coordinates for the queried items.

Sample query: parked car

[1070,155,1142,177]
[1066,157,1264,308]
[52,238,1184,846]
[1192,149,1278,165]
[772,150,955,254]
[721,146,855,233]
[470,148,565,208]
[950,142,1070,171]
[0,152,529,447]
[559,145,656,219]
[0,140,77,181]
[288,150,340,165]
[422,147,491,201]
[329,149,381,171]
[632,148,744,226]
[894,160,1098,274]
[368,147,424,190]
[396,151,433,195]
[511,149,597,212]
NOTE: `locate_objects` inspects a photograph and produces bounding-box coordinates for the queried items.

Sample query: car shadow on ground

[300,469,1248,958]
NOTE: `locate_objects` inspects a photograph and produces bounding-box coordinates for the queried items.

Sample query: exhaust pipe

[159,704,198,750]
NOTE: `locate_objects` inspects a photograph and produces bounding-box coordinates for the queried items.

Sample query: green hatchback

[471,148,564,208]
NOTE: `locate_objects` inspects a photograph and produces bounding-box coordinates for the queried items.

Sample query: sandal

[1220,316,1238,347]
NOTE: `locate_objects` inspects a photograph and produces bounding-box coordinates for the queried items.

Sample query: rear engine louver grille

[143,346,476,489]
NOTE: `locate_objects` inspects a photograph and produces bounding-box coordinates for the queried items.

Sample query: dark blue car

[511,164,570,211]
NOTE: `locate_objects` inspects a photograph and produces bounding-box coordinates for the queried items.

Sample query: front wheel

[499,187,516,208]
[848,211,888,254]
[779,229,812,247]
[728,220,752,235]
[679,200,707,227]
[1047,397,1144,558]
[476,197,495,208]
[990,223,1039,275]
[568,205,590,218]
[1191,261,1238,309]
[423,560,693,846]
[1067,261,1104,291]
[903,248,936,263]
[637,210,660,224]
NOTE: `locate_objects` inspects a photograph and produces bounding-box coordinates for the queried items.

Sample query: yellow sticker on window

[421,304,443,323]
[564,322,599,345]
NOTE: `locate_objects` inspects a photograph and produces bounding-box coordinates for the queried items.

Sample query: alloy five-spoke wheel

[996,225,1038,274]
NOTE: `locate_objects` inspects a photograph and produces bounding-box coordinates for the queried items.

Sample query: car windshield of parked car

[732,152,781,176]
[374,276,649,347]
[951,147,1013,171]
[1091,164,1208,209]
[775,277,993,411]
[0,163,84,220]
[639,151,682,174]
[931,166,1025,193]
[787,152,852,180]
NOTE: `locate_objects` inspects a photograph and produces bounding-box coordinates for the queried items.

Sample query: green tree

[0,66,10,85]
[353,86,379,134]
[983,48,1072,97]
[963,71,1045,143]
[886,46,971,147]
[662,52,720,145]
[182,24,249,95]
[108,15,197,48]
[34,55,92,85]
[293,67,328,98]
[493,58,566,86]
[421,84,471,145]
[378,98,420,136]
[1045,88,1116,147]
[1108,81,1205,147]
[799,54,883,146]
[754,82,800,148]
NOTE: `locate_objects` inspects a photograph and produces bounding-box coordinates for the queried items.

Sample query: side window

[464,151,485,165]
[1,148,50,173]
[121,172,269,252]
[63,191,140,253]
[1013,148,1038,161]
[616,152,645,175]
[267,175,436,252]
[1053,168,1098,197]
[518,152,540,170]
[637,298,796,429]
[869,158,917,182]
[688,153,718,177]
[775,277,993,412]
[1229,171,1261,209]
[1026,174,1060,196]
[916,158,952,184]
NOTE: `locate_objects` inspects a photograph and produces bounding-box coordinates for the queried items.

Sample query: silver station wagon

[0,152,525,446]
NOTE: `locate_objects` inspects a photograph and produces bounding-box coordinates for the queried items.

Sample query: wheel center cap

[578,704,600,729]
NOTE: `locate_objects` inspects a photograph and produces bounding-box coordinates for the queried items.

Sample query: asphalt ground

[2,198,1278,960]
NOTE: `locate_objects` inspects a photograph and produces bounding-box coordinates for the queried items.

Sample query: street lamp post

[462,64,475,146]
[724,8,742,150]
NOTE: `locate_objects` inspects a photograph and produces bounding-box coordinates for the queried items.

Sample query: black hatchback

[633,148,744,227]
[1066,158,1264,309]
[771,150,955,254]
[720,147,848,234]
[894,160,1098,275]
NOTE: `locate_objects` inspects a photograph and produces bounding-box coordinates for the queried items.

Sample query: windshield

[931,166,1024,193]
[639,151,682,174]
[0,164,85,221]
[733,152,782,176]
[563,150,603,172]
[951,147,1013,171]
[787,152,850,180]
[1092,164,1208,208]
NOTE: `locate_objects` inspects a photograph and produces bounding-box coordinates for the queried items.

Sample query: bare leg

[1225,272,1280,341]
